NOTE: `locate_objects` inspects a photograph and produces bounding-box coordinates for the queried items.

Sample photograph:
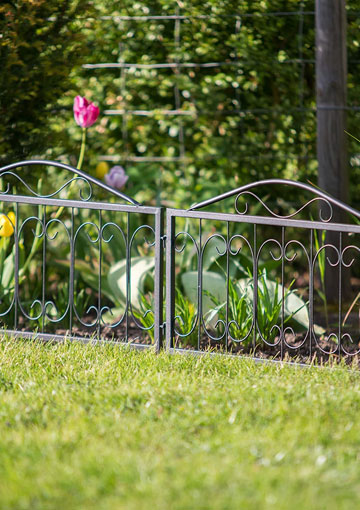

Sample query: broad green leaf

[202,237,227,270]
[181,270,226,314]
[108,256,155,308]
[1,253,14,289]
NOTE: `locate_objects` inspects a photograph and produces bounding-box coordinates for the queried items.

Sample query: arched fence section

[0,160,164,350]
[1,161,360,364]
[166,180,360,363]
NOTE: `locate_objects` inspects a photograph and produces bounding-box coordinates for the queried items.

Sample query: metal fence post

[154,207,164,351]
[165,211,175,351]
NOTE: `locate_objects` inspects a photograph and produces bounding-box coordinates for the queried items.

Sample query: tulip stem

[0,238,7,279]
[19,124,89,282]
[76,128,87,172]
[54,127,87,221]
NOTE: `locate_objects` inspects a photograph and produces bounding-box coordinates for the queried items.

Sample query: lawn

[0,340,359,509]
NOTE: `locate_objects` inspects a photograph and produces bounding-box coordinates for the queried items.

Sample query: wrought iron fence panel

[166,180,360,363]
[2,164,360,365]
[0,160,164,350]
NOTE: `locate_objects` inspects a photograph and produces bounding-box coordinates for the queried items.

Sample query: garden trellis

[84,6,317,183]
[81,3,360,207]
[1,160,360,365]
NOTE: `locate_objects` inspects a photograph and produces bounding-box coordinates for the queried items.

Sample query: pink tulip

[73,95,100,128]
[105,166,128,189]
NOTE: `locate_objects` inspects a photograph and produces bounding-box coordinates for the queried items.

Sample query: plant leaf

[108,256,155,308]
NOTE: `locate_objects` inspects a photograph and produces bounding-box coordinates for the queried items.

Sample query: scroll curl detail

[0,171,92,201]
[341,333,360,356]
[235,191,333,222]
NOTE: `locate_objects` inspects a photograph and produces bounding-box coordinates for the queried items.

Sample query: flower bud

[0,212,15,237]
[105,166,128,190]
[73,96,99,128]
[96,161,109,179]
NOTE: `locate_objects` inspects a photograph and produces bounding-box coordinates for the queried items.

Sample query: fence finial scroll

[0,159,141,206]
[189,178,360,224]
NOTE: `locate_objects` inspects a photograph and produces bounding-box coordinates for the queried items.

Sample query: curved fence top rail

[189,178,360,223]
[0,159,141,206]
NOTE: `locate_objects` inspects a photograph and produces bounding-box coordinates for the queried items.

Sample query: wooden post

[316,0,350,302]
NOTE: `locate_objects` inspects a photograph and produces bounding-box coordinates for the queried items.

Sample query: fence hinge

[160,322,166,330]
[160,234,167,248]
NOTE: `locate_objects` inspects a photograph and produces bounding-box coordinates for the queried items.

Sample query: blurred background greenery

[1,0,360,208]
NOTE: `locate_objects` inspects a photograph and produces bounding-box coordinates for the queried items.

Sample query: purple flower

[105,166,128,189]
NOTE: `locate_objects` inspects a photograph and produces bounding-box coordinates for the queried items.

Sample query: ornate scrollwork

[311,244,341,355]
[200,234,227,342]
[339,245,360,356]
[341,333,360,356]
[235,191,333,222]
[0,159,140,205]
[72,222,100,328]
[227,234,254,344]
[173,231,199,338]
[100,222,128,328]
[128,224,156,331]
[0,171,93,202]
[282,240,311,350]
[190,178,360,225]
[17,217,45,321]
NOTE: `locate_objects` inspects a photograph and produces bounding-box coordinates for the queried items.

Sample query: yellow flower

[0,212,15,237]
[95,161,109,179]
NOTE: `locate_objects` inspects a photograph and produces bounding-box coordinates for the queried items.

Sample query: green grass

[0,340,360,509]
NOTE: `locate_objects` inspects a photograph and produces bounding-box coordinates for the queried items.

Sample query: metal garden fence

[1,161,360,365]
[165,180,360,364]
[0,160,164,350]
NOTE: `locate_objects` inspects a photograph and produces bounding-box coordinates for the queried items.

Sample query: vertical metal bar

[41,205,46,333]
[126,212,130,341]
[338,231,342,355]
[154,207,164,351]
[197,218,203,351]
[309,229,314,359]
[69,207,75,336]
[14,202,19,330]
[97,209,102,339]
[166,212,175,350]
[225,221,230,352]
[253,223,258,350]
[281,226,285,360]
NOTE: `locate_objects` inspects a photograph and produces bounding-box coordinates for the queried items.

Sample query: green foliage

[61,0,318,205]
[1,1,360,206]
[174,289,198,348]
[313,228,329,327]
[206,276,253,346]
[107,256,155,309]
[203,270,308,348]
[0,0,92,164]
[133,293,155,343]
